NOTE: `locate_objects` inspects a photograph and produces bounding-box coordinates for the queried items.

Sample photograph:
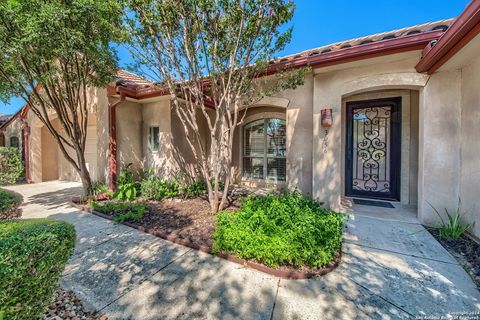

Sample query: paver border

[71,202,341,279]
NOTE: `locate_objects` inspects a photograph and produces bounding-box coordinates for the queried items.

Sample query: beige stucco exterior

[16,34,480,239]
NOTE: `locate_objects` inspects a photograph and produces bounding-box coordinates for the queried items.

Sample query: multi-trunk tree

[127,0,308,213]
[0,0,123,194]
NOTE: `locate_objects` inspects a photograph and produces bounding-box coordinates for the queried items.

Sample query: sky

[0,0,470,115]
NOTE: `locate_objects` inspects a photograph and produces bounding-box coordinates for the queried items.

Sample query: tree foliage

[0,0,123,194]
[126,0,308,212]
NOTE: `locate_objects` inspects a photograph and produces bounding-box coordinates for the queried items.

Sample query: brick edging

[71,202,341,279]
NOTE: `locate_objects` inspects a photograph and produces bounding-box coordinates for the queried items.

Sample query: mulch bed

[43,288,107,320]
[0,206,22,220]
[81,197,340,279]
[143,198,217,248]
[427,228,480,289]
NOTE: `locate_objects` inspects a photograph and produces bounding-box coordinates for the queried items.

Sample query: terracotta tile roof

[110,18,455,98]
[116,69,153,88]
[273,18,455,64]
[0,113,12,126]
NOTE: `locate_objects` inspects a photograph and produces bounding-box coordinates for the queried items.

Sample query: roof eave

[416,0,480,74]
[108,29,446,101]
[268,30,444,73]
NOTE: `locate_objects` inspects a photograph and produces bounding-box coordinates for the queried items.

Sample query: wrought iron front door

[345,97,401,201]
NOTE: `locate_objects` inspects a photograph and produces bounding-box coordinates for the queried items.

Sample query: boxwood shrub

[213,191,344,269]
[0,147,24,185]
[0,219,76,320]
[0,188,23,219]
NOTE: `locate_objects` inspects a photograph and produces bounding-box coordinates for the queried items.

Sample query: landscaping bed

[428,228,480,289]
[85,191,344,278]
[44,288,107,320]
[92,197,218,248]
[0,188,23,220]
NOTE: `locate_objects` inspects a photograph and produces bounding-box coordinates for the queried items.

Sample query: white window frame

[148,126,160,152]
[242,118,286,181]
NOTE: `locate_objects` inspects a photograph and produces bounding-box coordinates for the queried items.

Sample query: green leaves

[0,0,124,102]
[0,219,76,320]
[0,188,22,214]
[0,147,23,185]
[91,200,146,223]
[428,199,474,239]
[213,191,344,269]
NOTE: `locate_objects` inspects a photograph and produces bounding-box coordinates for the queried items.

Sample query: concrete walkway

[5,181,480,319]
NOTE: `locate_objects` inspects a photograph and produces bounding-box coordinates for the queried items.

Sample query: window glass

[10,136,19,148]
[148,127,160,152]
[242,118,286,181]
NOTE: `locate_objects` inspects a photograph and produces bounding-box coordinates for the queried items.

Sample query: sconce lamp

[321,108,333,127]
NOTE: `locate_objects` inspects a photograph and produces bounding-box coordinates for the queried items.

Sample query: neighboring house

[14,0,480,238]
[0,111,24,154]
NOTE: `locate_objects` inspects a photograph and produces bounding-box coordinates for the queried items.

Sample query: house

[16,0,480,238]
[0,111,24,153]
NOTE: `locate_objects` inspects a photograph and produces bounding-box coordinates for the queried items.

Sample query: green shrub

[429,199,474,239]
[140,173,166,200]
[92,200,146,223]
[213,191,344,269]
[0,219,76,320]
[0,147,24,185]
[182,180,206,198]
[0,188,22,215]
[89,181,108,196]
[140,171,180,200]
[116,164,140,201]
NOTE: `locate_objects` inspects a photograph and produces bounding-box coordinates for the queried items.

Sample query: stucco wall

[169,106,210,179]
[230,74,314,194]
[116,101,143,177]
[2,117,23,152]
[460,56,480,238]
[418,70,462,225]
[312,55,428,210]
[142,99,177,177]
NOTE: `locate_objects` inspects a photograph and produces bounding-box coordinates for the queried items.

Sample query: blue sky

[1,0,470,115]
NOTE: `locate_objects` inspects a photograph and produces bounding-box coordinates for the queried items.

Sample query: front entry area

[345,97,402,201]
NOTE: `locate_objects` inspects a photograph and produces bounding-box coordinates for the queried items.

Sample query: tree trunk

[77,153,92,196]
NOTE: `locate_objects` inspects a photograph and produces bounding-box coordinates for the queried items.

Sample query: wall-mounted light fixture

[321,108,333,127]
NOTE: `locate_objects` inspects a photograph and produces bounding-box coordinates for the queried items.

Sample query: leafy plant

[89,181,109,196]
[181,180,206,198]
[0,0,124,195]
[0,219,76,320]
[0,147,24,185]
[116,164,140,201]
[428,199,474,239]
[140,170,181,200]
[91,200,146,224]
[213,191,344,268]
[0,188,22,215]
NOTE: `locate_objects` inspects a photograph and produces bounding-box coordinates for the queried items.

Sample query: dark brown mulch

[427,228,480,289]
[87,196,341,278]
[143,197,217,248]
[0,206,22,220]
[43,288,107,320]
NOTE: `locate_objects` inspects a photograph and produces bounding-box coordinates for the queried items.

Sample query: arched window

[10,136,19,148]
[243,118,286,181]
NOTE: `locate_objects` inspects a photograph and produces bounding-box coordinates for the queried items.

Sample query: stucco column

[418,70,462,224]
[312,73,343,210]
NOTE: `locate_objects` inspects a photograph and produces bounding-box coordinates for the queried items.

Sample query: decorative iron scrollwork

[352,106,391,193]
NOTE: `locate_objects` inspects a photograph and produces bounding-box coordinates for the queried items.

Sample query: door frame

[345,97,402,201]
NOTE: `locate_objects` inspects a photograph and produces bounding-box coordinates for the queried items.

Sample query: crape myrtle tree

[126,0,308,213]
[0,0,123,194]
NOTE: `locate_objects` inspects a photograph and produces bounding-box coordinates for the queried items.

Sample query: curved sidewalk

[5,181,480,319]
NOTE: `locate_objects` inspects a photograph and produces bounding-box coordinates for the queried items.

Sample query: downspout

[19,108,31,183]
[108,92,125,191]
